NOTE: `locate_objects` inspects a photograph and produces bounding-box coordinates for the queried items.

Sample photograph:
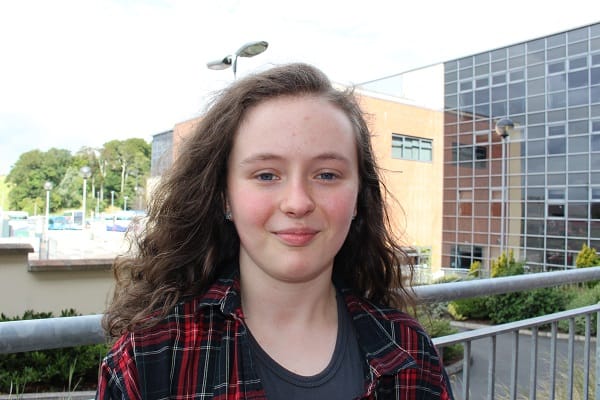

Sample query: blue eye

[318,172,337,180]
[257,173,276,181]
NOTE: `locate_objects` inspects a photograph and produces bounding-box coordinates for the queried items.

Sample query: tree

[575,244,600,268]
[490,250,524,278]
[102,138,150,209]
[6,149,73,214]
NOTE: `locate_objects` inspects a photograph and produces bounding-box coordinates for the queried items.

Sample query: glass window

[568,154,588,171]
[548,61,565,73]
[451,245,483,269]
[569,187,588,200]
[547,173,566,185]
[569,120,589,135]
[527,236,544,248]
[569,88,589,106]
[528,64,545,78]
[528,78,545,95]
[568,221,588,236]
[568,204,589,219]
[569,172,588,184]
[548,125,566,136]
[527,51,545,65]
[568,70,589,88]
[592,134,600,151]
[592,203,600,219]
[592,86,600,104]
[548,92,567,108]
[527,219,545,235]
[548,137,566,154]
[528,157,545,173]
[492,86,507,101]
[528,139,545,156]
[548,188,565,199]
[509,98,525,114]
[548,204,565,217]
[569,136,588,153]
[528,125,545,139]
[548,74,566,91]
[509,82,525,98]
[569,56,588,69]
[548,46,566,60]
[592,67,600,85]
[568,41,588,56]
[392,134,433,162]
[547,156,566,172]
[476,77,489,87]
[475,89,489,104]
[527,202,545,217]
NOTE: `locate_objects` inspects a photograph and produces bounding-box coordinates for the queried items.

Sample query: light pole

[495,118,513,256]
[80,166,92,230]
[42,181,53,259]
[124,196,129,211]
[207,41,268,79]
[111,190,115,208]
[43,181,53,233]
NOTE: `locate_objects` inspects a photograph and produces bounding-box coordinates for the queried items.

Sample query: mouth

[274,228,319,246]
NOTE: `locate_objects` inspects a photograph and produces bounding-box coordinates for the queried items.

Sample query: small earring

[352,213,357,220]
[224,211,232,221]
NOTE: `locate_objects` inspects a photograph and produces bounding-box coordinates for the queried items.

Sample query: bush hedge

[0,309,109,394]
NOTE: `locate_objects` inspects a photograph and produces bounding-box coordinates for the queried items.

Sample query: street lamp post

[80,166,92,230]
[495,118,514,256]
[42,181,53,259]
[124,196,129,211]
[207,41,269,79]
[111,190,115,208]
[43,181,53,233]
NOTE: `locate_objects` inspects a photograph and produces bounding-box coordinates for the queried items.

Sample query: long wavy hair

[103,63,413,337]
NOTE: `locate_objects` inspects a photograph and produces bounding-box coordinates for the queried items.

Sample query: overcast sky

[1,0,599,175]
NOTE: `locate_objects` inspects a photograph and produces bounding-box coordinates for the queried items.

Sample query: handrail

[2,267,600,354]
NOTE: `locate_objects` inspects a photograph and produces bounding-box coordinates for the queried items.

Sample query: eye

[256,172,278,181]
[316,172,338,180]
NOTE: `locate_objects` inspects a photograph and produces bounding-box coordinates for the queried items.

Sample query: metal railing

[2,266,600,399]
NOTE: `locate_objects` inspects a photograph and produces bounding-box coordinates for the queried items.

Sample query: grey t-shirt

[248,292,365,399]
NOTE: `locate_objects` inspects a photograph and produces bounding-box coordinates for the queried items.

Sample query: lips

[274,228,319,246]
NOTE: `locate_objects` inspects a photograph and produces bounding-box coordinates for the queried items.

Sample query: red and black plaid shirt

[96,267,454,399]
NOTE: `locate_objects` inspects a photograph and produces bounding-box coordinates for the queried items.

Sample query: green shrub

[417,310,463,366]
[0,309,109,394]
[558,284,600,335]
[486,287,568,324]
[449,296,490,320]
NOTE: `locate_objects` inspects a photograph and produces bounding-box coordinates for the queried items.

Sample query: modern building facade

[442,22,600,272]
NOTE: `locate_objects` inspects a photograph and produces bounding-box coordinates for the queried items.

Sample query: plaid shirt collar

[194,265,416,378]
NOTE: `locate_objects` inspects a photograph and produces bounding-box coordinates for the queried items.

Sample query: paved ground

[28,223,130,260]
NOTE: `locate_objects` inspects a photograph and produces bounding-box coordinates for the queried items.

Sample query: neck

[240,269,337,328]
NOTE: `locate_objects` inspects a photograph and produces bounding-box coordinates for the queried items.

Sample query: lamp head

[207,56,233,70]
[236,41,268,57]
[80,166,92,178]
[44,181,53,191]
[495,118,514,139]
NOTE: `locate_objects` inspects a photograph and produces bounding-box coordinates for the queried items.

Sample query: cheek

[229,188,272,225]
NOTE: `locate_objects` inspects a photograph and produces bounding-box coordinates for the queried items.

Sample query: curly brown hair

[103,63,413,337]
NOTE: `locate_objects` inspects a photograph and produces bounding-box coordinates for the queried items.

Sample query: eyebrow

[239,152,352,166]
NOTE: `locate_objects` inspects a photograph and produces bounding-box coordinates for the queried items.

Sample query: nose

[280,179,315,217]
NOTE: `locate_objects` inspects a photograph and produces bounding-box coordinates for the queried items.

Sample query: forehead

[233,95,356,151]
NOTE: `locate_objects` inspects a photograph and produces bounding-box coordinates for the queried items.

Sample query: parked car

[48,216,69,230]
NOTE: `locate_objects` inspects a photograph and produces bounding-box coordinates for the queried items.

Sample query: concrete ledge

[0,390,95,400]
[0,241,34,255]
[28,259,114,272]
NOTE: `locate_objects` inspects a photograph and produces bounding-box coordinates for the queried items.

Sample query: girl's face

[226,95,359,286]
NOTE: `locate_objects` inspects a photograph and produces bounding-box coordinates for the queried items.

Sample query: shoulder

[344,292,428,336]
